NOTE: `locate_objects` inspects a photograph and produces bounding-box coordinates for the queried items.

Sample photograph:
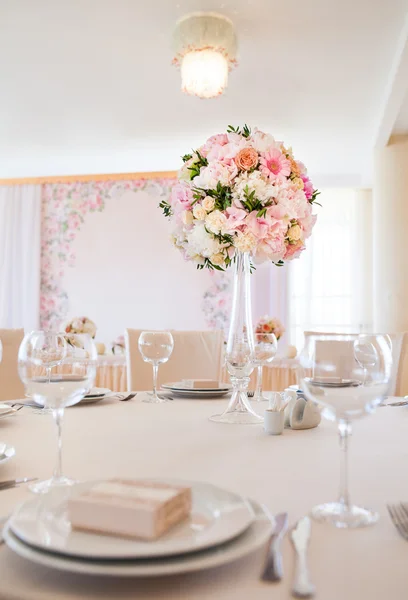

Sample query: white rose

[192,204,207,221]
[210,252,225,266]
[202,196,215,212]
[205,210,227,234]
[287,224,302,242]
[182,210,194,225]
[234,231,257,253]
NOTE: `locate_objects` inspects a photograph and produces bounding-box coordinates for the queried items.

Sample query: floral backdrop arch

[40,177,232,333]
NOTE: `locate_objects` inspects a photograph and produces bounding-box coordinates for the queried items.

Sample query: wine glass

[253,333,277,402]
[18,331,97,493]
[353,339,378,384]
[298,333,392,528]
[138,331,174,403]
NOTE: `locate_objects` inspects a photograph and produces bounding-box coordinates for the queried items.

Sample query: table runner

[0,396,406,599]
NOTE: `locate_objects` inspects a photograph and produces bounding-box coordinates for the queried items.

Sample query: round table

[0,394,406,599]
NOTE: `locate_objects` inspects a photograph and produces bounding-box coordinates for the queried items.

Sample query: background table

[95,355,299,393]
[0,395,406,599]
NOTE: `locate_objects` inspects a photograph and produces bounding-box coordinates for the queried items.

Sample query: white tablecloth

[0,395,406,599]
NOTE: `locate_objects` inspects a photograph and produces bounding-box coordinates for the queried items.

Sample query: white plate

[9,481,254,560]
[84,388,111,398]
[4,500,271,577]
[0,444,15,465]
[166,389,231,398]
[162,382,231,392]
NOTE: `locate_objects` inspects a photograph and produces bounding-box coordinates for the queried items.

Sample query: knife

[291,516,316,598]
[0,477,38,491]
[261,511,288,582]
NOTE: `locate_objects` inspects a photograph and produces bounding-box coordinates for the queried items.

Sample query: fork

[387,503,408,540]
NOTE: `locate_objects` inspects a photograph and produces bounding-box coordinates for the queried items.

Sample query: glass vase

[210,252,262,424]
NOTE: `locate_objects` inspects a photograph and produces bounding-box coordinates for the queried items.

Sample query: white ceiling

[1,0,408,185]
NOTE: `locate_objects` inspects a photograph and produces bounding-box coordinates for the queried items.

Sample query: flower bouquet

[161,124,319,270]
[161,125,319,424]
[112,335,125,355]
[255,316,285,341]
[65,317,97,339]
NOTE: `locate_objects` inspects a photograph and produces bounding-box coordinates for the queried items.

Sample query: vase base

[209,409,264,425]
[311,502,378,528]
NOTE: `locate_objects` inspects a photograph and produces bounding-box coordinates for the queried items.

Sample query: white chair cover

[125,329,224,391]
[0,328,25,400]
[304,331,407,395]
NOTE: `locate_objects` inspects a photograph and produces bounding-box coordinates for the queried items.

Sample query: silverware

[291,516,315,598]
[387,503,408,540]
[381,399,408,407]
[0,477,38,491]
[261,511,288,582]
[119,393,137,401]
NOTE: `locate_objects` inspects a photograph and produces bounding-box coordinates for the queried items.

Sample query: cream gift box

[68,480,192,540]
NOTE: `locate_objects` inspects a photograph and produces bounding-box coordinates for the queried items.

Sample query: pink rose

[235,147,259,171]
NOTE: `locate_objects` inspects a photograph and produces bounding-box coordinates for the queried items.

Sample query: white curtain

[0,185,41,330]
[287,189,373,349]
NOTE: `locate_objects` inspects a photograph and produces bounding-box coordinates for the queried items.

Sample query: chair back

[0,329,25,400]
[125,329,224,391]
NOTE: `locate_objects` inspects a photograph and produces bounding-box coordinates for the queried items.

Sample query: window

[288,189,373,349]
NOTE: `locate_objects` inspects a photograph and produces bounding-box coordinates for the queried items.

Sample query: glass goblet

[138,331,174,403]
[353,339,378,385]
[18,331,97,493]
[253,333,277,402]
[299,333,392,528]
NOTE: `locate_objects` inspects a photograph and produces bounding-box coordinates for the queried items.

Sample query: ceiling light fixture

[172,12,237,99]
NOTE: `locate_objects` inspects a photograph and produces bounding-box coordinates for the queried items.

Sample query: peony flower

[245,212,270,240]
[225,206,247,232]
[186,223,222,258]
[205,210,227,234]
[255,234,286,262]
[284,240,305,260]
[170,182,193,209]
[182,210,194,226]
[192,204,207,221]
[260,149,291,182]
[202,196,215,212]
[235,147,259,171]
[234,231,257,253]
[250,129,277,153]
[194,163,237,189]
[287,224,302,242]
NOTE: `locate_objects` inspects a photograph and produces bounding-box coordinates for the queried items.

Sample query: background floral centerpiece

[112,334,125,355]
[255,315,285,341]
[160,124,319,270]
[65,317,97,339]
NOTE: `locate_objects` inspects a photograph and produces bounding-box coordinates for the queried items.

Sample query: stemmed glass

[138,331,174,403]
[299,333,392,528]
[18,331,97,493]
[353,339,378,385]
[253,333,277,401]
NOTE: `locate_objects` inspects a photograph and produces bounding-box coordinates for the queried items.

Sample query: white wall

[63,190,212,345]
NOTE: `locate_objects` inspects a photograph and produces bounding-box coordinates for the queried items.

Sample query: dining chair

[125,329,224,391]
[303,331,408,395]
[0,328,25,400]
